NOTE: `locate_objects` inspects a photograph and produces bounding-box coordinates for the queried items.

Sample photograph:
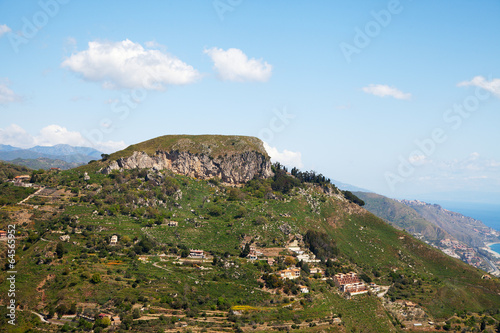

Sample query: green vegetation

[355,191,449,241]
[0,161,32,180]
[0,182,35,205]
[0,139,499,332]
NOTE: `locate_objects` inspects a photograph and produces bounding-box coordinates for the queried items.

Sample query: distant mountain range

[0,144,103,170]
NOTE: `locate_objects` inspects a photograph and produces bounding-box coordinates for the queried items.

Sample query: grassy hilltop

[1,135,499,333]
[109,134,269,160]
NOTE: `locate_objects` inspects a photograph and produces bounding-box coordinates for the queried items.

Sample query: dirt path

[18,187,44,205]
[36,274,55,304]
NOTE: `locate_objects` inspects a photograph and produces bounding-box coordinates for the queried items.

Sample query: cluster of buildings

[287,240,320,263]
[333,272,368,296]
[189,249,205,259]
[12,175,34,187]
[438,238,485,268]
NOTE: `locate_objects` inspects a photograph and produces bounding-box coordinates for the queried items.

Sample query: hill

[0,160,32,181]
[9,157,84,170]
[400,199,500,248]
[1,135,499,332]
[356,191,500,274]
[109,134,268,160]
[100,135,273,184]
[355,192,450,242]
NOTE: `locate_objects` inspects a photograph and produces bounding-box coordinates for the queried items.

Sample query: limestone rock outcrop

[101,150,273,185]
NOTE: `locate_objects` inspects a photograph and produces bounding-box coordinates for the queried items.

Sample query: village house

[403,300,417,308]
[287,240,302,254]
[59,235,70,242]
[98,313,112,319]
[246,245,263,261]
[296,253,320,263]
[111,316,121,326]
[309,267,324,275]
[110,235,118,246]
[299,285,309,293]
[333,272,368,296]
[189,249,204,258]
[279,268,301,280]
[13,175,32,187]
[267,258,275,266]
[167,221,178,227]
[0,230,6,239]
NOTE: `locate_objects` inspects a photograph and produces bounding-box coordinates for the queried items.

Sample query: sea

[436,201,500,256]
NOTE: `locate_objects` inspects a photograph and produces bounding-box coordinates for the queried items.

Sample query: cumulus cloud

[204,47,272,82]
[0,24,11,37]
[458,76,500,97]
[0,80,21,104]
[61,39,200,90]
[0,124,34,147]
[362,84,411,100]
[263,142,303,168]
[0,124,126,153]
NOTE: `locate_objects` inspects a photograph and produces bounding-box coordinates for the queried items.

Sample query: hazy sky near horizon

[1,1,499,201]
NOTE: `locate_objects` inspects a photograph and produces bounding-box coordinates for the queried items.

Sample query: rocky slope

[101,135,273,184]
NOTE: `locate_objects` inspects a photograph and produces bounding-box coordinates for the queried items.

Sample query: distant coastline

[485,242,500,258]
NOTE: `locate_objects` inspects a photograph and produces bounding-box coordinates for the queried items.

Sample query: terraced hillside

[1,137,499,333]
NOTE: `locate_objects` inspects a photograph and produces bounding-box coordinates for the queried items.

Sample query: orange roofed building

[333,272,368,296]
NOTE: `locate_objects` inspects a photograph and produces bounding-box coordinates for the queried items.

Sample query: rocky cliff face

[101,150,273,185]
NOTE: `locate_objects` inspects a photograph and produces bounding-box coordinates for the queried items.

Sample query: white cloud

[458,76,500,97]
[0,124,34,147]
[204,47,272,82]
[0,124,126,153]
[263,142,303,168]
[35,124,89,147]
[61,39,200,90]
[0,80,21,104]
[362,84,411,100]
[0,24,11,37]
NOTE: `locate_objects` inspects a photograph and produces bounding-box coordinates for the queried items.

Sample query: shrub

[207,204,223,217]
[91,273,101,284]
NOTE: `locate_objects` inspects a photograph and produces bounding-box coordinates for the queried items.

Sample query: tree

[55,242,64,259]
[56,304,68,319]
[240,243,251,258]
[284,256,297,266]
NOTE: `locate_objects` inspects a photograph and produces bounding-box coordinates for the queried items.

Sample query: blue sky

[1,0,499,202]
